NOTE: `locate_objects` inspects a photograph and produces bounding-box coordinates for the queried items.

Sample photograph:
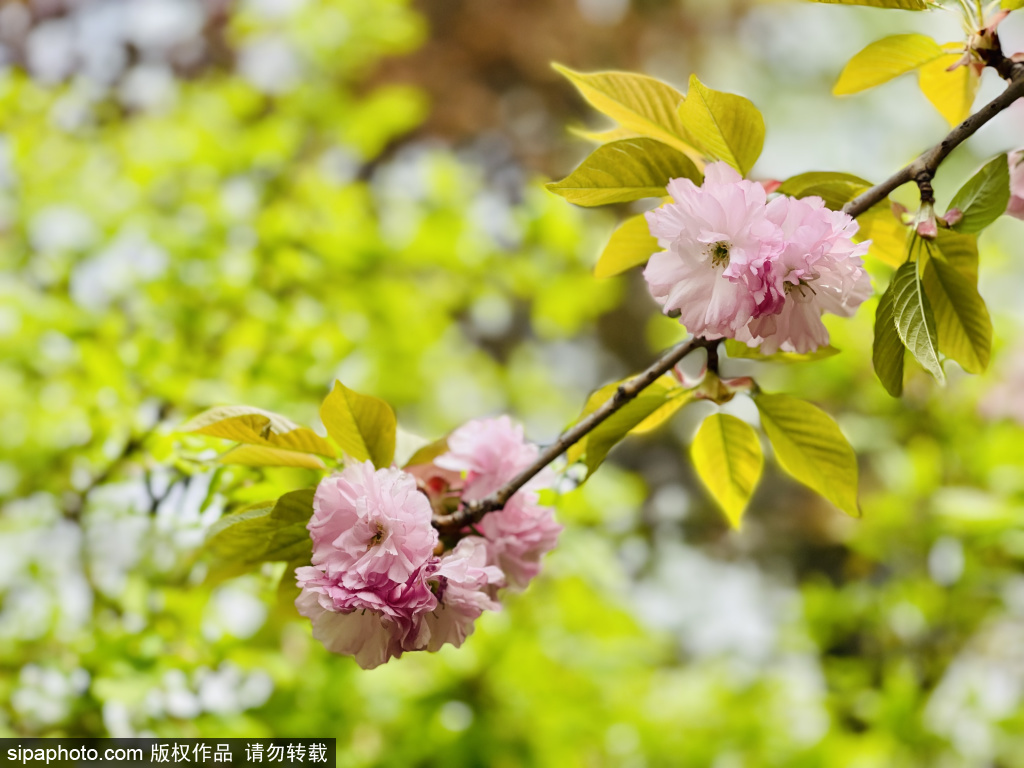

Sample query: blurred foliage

[2,1,1024,767]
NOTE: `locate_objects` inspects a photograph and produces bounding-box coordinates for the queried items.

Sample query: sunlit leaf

[724,339,840,363]
[921,253,992,373]
[569,125,641,143]
[891,259,944,383]
[320,380,397,468]
[754,393,859,517]
[873,277,905,397]
[546,138,702,207]
[947,155,1011,234]
[552,64,696,155]
[691,413,763,528]
[777,171,872,210]
[677,75,765,176]
[181,405,335,457]
[918,51,980,127]
[403,437,449,468]
[807,0,928,8]
[594,214,659,277]
[833,34,942,95]
[218,444,327,470]
[856,204,910,268]
[933,229,979,285]
[1003,0,1024,9]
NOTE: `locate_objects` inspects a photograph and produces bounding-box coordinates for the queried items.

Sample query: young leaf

[724,339,840,363]
[320,380,397,468]
[677,75,765,176]
[218,444,327,470]
[594,214,659,277]
[921,256,992,373]
[918,52,980,127]
[933,229,979,285]
[777,171,872,210]
[569,125,640,144]
[946,155,1011,234]
[833,34,943,95]
[1003,0,1024,9]
[753,393,859,517]
[873,278,905,397]
[552,64,696,155]
[403,437,449,468]
[204,489,315,580]
[856,204,910,268]
[546,138,702,207]
[807,0,928,8]
[691,413,763,529]
[891,260,945,383]
[181,405,335,457]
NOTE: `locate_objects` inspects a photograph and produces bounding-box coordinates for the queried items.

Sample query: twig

[843,61,1024,219]
[433,336,717,532]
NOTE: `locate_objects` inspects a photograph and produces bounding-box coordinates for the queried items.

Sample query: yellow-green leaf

[833,34,943,95]
[933,229,979,285]
[677,75,765,176]
[777,171,872,210]
[1003,0,1024,10]
[569,125,640,144]
[691,413,763,528]
[320,381,397,468]
[921,254,992,373]
[891,259,944,383]
[181,405,335,457]
[807,0,928,8]
[403,437,449,468]
[217,444,327,470]
[552,64,696,156]
[918,52,980,127]
[594,214,659,277]
[947,155,1011,234]
[873,276,905,397]
[724,339,840,363]
[754,393,860,517]
[856,204,910,268]
[546,138,702,207]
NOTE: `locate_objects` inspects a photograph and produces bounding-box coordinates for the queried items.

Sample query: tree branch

[843,63,1024,220]
[433,336,717,532]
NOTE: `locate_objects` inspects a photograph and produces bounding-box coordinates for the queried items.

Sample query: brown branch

[433,336,717,533]
[843,61,1024,220]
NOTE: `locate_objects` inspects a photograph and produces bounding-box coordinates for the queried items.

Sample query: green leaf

[933,229,979,285]
[777,171,872,210]
[568,125,640,144]
[677,75,765,176]
[594,214,659,277]
[204,489,315,580]
[891,259,944,383]
[546,138,702,207]
[691,414,763,528]
[403,437,449,468]
[320,380,397,468]
[724,339,840,363]
[217,444,326,470]
[947,155,1011,234]
[833,35,942,95]
[181,405,335,457]
[873,277,905,397]
[921,254,992,373]
[753,393,859,517]
[570,377,691,474]
[918,51,980,127]
[552,64,696,155]
[807,0,929,9]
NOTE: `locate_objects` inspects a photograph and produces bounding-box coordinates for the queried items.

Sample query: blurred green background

[3,0,1024,765]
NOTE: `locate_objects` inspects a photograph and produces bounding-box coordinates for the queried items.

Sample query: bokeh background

[3,0,1024,765]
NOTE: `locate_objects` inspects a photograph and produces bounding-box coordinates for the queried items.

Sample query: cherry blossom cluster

[644,162,872,353]
[295,417,561,669]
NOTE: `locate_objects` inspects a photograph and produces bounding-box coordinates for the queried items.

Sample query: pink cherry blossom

[739,196,871,354]
[643,162,785,339]
[1008,150,1024,220]
[477,494,562,590]
[309,461,437,588]
[294,563,437,669]
[434,415,540,498]
[423,537,504,651]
